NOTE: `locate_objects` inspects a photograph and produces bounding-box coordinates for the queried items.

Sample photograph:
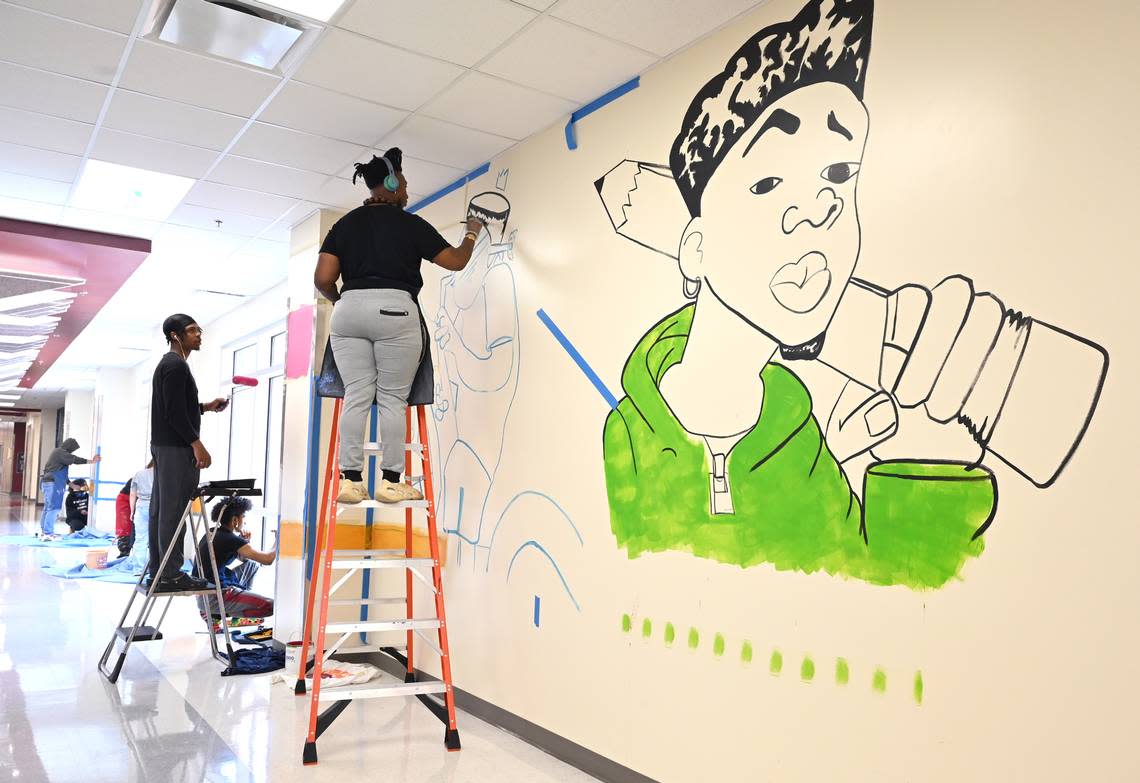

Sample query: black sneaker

[154,573,214,593]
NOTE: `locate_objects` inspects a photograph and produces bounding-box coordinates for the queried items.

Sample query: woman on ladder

[314,147,485,505]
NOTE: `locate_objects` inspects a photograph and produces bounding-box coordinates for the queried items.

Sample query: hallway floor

[0,496,599,783]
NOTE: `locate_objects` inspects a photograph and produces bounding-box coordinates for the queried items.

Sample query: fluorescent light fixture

[70,160,194,222]
[0,403,15,408]
[258,0,346,22]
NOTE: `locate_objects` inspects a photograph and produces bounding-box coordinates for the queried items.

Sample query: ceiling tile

[0,141,81,183]
[118,40,281,117]
[514,0,556,9]
[338,0,536,69]
[0,62,108,123]
[420,71,575,140]
[259,82,406,145]
[0,171,70,204]
[90,130,217,179]
[152,223,248,263]
[184,181,296,221]
[0,5,126,84]
[314,178,365,210]
[552,0,759,57]
[478,17,656,103]
[6,0,142,34]
[377,116,513,171]
[229,123,364,175]
[340,153,465,196]
[0,195,62,224]
[295,29,464,111]
[103,90,245,151]
[167,204,273,237]
[57,207,160,239]
[208,155,329,201]
[0,107,93,155]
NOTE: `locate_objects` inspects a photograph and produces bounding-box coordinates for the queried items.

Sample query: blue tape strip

[303,377,321,581]
[408,162,491,214]
[535,308,619,410]
[565,76,640,150]
[361,405,378,641]
[534,595,541,628]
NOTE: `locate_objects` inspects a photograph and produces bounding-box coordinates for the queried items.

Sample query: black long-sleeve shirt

[150,352,201,447]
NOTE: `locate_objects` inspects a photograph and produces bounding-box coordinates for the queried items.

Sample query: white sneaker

[375,480,424,504]
[336,478,369,504]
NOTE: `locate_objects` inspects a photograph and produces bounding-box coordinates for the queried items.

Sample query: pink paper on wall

[285,304,314,379]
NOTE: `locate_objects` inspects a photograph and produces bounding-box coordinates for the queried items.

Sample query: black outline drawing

[592,0,1108,585]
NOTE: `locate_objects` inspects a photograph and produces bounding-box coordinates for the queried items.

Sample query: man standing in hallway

[38,437,99,539]
[148,314,228,592]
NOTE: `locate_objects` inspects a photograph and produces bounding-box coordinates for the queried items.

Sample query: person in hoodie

[601,0,995,589]
[38,437,100,539]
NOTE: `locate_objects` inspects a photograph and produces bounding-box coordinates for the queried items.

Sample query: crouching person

[195,496,276,623]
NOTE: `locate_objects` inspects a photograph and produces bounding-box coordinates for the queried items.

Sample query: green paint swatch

[621,614,631,633]
[872,668,887,693]
[769,650,783,675]
[687,627,699,650]
[801,656,815,681]
[641,618,652,638]
[713,633,725,657]
[836,658,850,685]
[664,622,675,646]
[914,671,924,705]
[741,640,753,664]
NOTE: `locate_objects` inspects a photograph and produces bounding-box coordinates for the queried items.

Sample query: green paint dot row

[620,614,922,703]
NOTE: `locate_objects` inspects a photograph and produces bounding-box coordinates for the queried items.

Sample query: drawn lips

[769,252,832,313]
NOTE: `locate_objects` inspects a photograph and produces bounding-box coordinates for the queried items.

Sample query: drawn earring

[683,276,701,300]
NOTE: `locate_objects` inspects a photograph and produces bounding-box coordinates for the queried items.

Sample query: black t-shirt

[196,527,248,587]
[65,490,89,523]
[319,204,449,297]
[151,352,201,448]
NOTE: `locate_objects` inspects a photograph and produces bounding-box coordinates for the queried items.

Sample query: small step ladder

[98,480,262,683]
[296,401,459,765]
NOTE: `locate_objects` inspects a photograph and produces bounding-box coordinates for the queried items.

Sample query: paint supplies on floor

[273,660,382,689]
[85,550,108,569]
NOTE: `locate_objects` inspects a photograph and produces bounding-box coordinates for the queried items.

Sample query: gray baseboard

[352,650,659,783]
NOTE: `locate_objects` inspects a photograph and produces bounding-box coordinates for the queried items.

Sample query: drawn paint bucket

[861,460,996,589]
[85,550,108,570]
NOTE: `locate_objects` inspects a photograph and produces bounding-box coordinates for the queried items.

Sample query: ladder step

[329,549,406,557]
[115,626,163,642]
[329,557,434,570]
[324,618,440,635]
[328,597,407,607]
[337,499,429,510]
[334,643,407,655]
[135,583,216,597]
[317,679,447,702]
[362,442,424,454]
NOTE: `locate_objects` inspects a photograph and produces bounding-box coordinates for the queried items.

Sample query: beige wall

[401,0,1140,780]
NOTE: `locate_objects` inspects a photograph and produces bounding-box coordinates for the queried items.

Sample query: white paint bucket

[284,640,305,678]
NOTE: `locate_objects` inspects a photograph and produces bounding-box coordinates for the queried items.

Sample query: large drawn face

[693,81,869,348]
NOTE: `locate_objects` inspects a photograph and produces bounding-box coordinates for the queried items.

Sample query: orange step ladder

[296,400,459,765]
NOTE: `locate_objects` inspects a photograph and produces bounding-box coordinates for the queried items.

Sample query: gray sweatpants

[331,289,423,474]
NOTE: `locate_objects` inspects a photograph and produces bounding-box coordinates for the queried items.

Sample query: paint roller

[595,159,1108,487]
[221,375,258,410]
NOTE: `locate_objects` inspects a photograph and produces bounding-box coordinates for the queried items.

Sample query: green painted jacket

[602,305,993,589]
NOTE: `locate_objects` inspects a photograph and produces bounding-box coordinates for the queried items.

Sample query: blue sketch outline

[507,541,581,612]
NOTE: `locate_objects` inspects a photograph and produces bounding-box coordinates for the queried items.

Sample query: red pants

[115,495,133,538]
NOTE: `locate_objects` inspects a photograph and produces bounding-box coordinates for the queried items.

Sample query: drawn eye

[821,163,860,184]
[750,176,782,195]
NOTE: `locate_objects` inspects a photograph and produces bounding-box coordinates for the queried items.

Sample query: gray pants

[148,445,200,579]
[331,289,423,474]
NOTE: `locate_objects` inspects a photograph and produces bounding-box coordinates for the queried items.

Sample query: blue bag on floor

[221,646,285,676]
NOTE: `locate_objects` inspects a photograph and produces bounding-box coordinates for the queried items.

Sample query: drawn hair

[670,0,873,217]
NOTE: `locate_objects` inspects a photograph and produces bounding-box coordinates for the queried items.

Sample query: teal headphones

[380,155,399,192]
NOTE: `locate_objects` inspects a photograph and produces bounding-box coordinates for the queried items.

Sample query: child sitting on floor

[195,496,277,624]
[64,479,90,533]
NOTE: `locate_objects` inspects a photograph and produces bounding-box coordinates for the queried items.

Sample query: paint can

[284,639,307,678]
[85,550,108,570]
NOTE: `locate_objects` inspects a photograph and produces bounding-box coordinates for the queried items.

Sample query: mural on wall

[431,177,583,611]
[596,0,1108,589]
